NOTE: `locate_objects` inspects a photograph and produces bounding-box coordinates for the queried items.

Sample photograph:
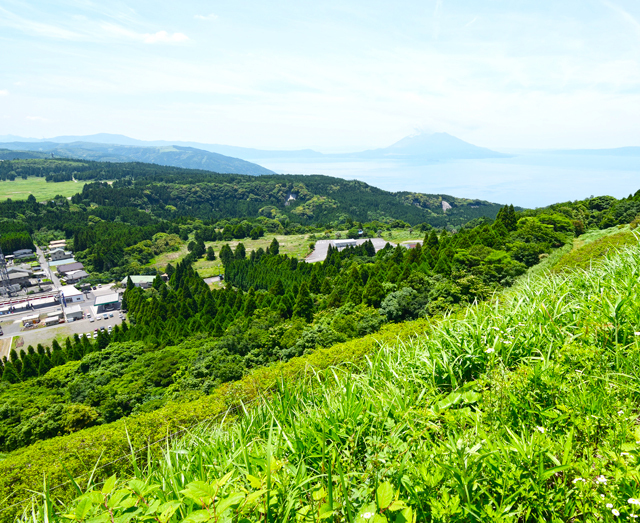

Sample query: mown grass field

[0,177,86,201]
[147,234,320,279]
[14,234,640,522]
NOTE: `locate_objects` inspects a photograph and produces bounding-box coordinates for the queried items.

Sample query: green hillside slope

[7,238,640,521]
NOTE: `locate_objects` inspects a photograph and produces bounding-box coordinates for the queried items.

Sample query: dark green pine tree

[268,237,280,255]
[363,277,385,308]
[37,354,52,376]
[20,354,38,379]
[309,272,321,294]
[219,244,234,266]
[234,243,246,260]
[269,279,285,296]
[242,288,257,317]
[292,282,314,322]
[9,349,22,374]
[425,230,440,251]
[1,361,19,383]
[206,246,216,261]
[51,342,67,366]
[165,263,176,277]
[433,252,451,276]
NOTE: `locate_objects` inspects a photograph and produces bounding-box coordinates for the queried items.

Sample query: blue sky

[2,0,640,150]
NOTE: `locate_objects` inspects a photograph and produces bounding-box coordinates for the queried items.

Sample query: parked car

[103,314,108,320]
[97,315,101,320]
[93,332,98,339]
[109,312,113,318]
[89,316,94,322]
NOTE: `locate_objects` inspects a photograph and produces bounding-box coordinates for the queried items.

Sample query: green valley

[0,158,640,522]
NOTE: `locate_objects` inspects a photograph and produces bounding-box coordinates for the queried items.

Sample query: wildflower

[601,494,606,499]
[572,478,585,484]
[612,508,619,516]
[596,476,608,484]
[618,410,624,416]
[631,514,638,519]
[485,348,495,354]
[362,513,374,520]
[621,452,630,457]
[629,499,640,506]
[606,503,613,509]
[635,332,640,336]
[536,426,545,434]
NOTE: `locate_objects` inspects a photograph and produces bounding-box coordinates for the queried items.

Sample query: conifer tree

[37,354,52,376]
[20,355,38,379]
[363,277,385,308]
[219,244,234,266]
[234,243,246,260]
[206,246,216,261]
[9,349,21,374]
[293,282,313,322]
[268,237,280,255]
[1,361,19,383]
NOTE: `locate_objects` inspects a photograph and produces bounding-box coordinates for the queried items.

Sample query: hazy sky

[2,0,640,150]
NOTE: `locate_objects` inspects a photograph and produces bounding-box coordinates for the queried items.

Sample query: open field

[147,233,319,278]
[0,177,87,201]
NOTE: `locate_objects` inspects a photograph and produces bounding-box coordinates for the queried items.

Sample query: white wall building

[62,286,85,304]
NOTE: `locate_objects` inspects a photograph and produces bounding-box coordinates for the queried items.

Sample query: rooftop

[95,293,120,306]
[62,286,83,297]
[65,304,82,313]
[121,275,157,284]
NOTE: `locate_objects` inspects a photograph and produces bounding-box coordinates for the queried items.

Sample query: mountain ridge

[0,131,510,162]
[0,141,274,175]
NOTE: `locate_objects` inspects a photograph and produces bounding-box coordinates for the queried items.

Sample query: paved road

[305,238,395,263]
[36,246,62,290]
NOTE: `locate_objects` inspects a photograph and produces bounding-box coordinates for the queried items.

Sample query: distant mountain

[0,134,323,161]
[0,142,274,175]
[0,132,509,162]
[333,132,509,161]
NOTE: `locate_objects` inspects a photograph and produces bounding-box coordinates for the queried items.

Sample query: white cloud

[0,90,8,96]
[195,14,218,21]
[100,23,189,44]
[0,6,81,40]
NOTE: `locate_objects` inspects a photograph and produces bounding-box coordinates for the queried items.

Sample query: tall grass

[23,245,640,522]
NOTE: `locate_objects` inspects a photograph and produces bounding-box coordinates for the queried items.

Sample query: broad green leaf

[376,482,394,510]
[75,497,94,520]
[216,492,246,514]
[157,501,182,523]
[312,486,327,501]
[245,489,268,505]
[101,475,117,495]
[319,503,335,519]
[183,509,214,523]
[388,500,407,512]
[246,474,262,489]
[182,481,215,504]
[107,489,130,509]
[373,515,388,523]
[395,507,413,523]
[145,499,161,515]
[216,471,234,488]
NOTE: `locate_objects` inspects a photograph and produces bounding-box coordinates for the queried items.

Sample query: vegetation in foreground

[15,238,640,522]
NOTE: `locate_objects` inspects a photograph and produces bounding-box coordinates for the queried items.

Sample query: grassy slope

[6,228,640,521]
[0,177,86,201]
[32,241,640,522]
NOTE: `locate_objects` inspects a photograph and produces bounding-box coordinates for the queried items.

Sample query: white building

[332,239,358,251]
[50,248,73,261]
[62,286,85,304]
[65,305,84,322]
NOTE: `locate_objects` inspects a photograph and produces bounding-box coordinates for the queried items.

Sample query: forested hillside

[1,158,640,520]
